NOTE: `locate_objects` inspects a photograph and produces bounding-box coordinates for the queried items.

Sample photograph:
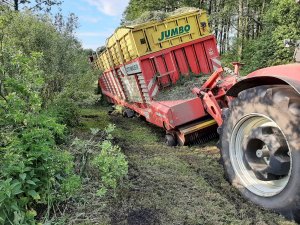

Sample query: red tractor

[218,42,300,220]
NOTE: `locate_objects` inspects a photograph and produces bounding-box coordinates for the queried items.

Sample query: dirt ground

[56,106,296,225]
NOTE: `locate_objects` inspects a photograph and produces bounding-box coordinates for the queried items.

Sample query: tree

[11,0,62,12]
[240,0,300,73]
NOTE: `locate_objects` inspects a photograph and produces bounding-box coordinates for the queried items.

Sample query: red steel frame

[98,35,237,135]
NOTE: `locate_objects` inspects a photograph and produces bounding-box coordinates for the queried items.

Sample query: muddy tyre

[165,134,177,146]
[123,109,135,118]
[219,85,300,221]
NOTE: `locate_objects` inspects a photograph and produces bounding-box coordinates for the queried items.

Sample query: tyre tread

[219,85,300,222]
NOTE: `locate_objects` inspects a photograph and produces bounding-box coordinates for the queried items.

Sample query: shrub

[71,125,128,197]
[0,52,80,224]
[47,96,80,127]
[92,140,128,197]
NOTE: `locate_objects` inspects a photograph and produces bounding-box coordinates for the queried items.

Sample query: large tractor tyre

[219,85,300,221]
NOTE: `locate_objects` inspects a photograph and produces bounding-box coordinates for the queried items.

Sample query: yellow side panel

[132,29,148,56]
[101,52,110,71]
[130,10,210,58]
[128,32,138,60]
[98,10,211,71]
[198,12,210,36]
[95,57,103,71]
[119,38,128,62]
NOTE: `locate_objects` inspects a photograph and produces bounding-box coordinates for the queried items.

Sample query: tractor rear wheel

[219,85,300,221]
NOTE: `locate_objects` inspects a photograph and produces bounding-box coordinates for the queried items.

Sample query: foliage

[62,61,101,107]
[47,96,80,127]
[92,140,128,197]
[10,0,62,12]
[0,52,80,224]
[241,0,300,73]
[1,8,98,105]
[0,6,98,224]
[71,124,128,198]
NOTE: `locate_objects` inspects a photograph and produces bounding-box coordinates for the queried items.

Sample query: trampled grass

[58,105,296,225]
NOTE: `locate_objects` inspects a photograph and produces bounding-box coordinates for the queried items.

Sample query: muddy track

[178,154,258,219]
[108,112,293,225]
[63,107,295,225]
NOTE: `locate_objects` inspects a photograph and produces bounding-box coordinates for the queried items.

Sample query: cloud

[80,15,102,24]
[84,0,130,16]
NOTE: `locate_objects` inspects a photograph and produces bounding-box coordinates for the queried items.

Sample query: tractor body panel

[227,64,300,97]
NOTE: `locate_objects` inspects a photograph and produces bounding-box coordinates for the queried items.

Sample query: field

[57,106,295,225]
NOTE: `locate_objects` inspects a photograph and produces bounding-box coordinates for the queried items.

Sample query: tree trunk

[208,0,212,14]
[226,18,230,51]
[237,0,243,60]
[14,0,19,11]
[245,0,250,40]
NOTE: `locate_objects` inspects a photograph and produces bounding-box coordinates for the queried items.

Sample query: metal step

[178,119,217,135]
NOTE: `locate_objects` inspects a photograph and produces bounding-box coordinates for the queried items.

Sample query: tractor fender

[227,64,300,97]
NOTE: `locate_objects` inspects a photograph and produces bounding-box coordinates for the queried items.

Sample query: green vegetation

[0,6,126,224]
[92,139,128,197]
[10,0,61,12]
[0,51,79,224]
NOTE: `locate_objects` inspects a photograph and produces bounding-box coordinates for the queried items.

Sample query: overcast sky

[60,0,130,50]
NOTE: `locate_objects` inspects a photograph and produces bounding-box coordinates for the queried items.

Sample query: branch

[28,0,61,11]
[0,80,8,103]
[246,14,263,26]
[28,1,47,10]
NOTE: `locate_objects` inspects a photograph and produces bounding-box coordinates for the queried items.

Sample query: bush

[71,125,128,197]
[47,97,80,127]
[92,140,128,197]
[0,52,80,224]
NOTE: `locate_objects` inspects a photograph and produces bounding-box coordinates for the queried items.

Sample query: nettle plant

[0,52,80,224]
[92,139,128,197]
[71,124,128,197]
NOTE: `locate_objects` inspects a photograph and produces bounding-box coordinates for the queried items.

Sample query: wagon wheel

[165,134,177,146]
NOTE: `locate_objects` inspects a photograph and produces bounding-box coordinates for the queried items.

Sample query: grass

[57,105,296,225]
[79,107,111,130]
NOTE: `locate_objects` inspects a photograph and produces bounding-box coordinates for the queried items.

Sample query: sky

[58,0,130,50]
